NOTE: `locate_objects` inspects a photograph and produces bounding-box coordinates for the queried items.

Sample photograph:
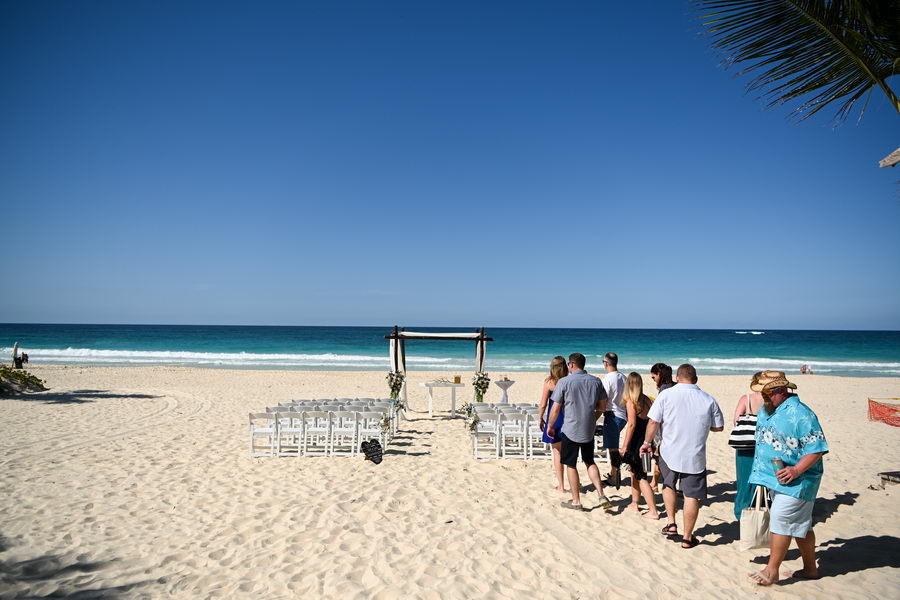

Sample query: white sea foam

[0,347,455,368]
[734,331,766,335]
[3,347,897,375]
[688,357,900,369]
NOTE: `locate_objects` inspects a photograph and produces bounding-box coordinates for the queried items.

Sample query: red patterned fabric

[868,398,900,428]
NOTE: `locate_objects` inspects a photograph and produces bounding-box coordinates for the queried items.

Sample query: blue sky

[2,1,898,330]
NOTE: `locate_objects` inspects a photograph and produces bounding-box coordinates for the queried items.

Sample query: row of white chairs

[272,397,402,435]
[249,408,392,458]
[470,407,611,463]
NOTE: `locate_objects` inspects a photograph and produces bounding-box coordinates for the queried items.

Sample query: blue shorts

[770,490,815,538]
[602,413,626,449]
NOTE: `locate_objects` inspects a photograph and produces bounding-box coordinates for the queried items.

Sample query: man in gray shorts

[640,364,724,547]
[547,353,613,512]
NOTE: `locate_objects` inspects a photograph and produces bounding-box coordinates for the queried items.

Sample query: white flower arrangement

[386,370,405,400]
[473,372,490,402]
[466,411,481,432]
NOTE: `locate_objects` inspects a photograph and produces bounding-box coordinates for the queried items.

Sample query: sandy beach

[1,365,898,599]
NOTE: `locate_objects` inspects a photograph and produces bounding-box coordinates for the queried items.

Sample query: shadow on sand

[0,535,155,599]
[751,534,900,579]
[2,389,161,404]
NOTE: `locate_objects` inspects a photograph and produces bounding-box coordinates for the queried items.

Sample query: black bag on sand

[361,440,383,464]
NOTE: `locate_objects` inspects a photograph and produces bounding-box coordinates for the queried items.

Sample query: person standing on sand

[649,362,675,490]
[538,356,569,492]
[546,353,613,512]
[619,372,659,519]
[601,352,627,488]
[731,371,765,520]
[640,364,724,548]
[747,373,828,586]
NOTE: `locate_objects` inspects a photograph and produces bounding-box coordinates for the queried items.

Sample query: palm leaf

[691,0,900,122]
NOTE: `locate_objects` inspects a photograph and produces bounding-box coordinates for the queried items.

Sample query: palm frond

[691,0,900,123]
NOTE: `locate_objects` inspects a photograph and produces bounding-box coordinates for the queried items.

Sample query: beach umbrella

[879,147,900,168]
[11,341,18,367]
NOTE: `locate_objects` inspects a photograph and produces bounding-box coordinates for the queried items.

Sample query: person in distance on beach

[601,352,627,489]
[747,373,828,586]
[640,364,724,548]
[619,372,660,519]
[546,353,613,512]
[538,355,569,492]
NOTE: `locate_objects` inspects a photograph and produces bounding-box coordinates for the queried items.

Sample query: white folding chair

[357,411,387,450]
[249,413,277,457]
[526,414,552,459]
[276,411,305,457]
[330,411,358,456]
[302,411,331,456]
[499,412,527,459]
[472,410,500,459]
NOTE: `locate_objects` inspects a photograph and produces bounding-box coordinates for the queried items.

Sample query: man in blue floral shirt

[748,372,828,586]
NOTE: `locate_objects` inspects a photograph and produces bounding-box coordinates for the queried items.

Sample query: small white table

[494,379,515,404]
[419,382,465,418]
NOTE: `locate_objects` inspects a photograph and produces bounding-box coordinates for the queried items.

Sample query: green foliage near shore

[0,366,48,393]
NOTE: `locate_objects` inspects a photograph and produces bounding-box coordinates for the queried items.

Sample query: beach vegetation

[0,366,48,394]
[691,0,900,123]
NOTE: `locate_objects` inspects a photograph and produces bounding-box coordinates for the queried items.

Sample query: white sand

[1,366,899,599]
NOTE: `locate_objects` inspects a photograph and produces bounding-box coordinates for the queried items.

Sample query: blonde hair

[623,372,648,412]
[548,355,569,383]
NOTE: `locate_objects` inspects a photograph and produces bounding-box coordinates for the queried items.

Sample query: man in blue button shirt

[547,353,613,512]
[748,373,828,586]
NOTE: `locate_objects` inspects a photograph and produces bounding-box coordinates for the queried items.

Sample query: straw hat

[750,370,797,393]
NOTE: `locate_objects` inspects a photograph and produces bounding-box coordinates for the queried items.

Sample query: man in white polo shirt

[640,363,724,548]
[601,352,627,488]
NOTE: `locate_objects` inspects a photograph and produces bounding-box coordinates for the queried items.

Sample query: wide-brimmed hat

[751,370,797,393]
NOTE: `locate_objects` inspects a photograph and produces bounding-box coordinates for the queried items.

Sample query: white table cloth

[419,382,465,418]
[493,380,515,404]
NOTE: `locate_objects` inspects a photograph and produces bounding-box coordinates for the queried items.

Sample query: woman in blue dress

[538,356,568,492]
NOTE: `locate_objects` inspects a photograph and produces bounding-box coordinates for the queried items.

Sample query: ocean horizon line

[2,322,899,333]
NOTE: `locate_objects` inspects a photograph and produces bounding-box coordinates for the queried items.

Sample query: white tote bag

[739,486,771,551]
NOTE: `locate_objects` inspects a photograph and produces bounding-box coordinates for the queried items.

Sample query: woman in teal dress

[732,371,765,520]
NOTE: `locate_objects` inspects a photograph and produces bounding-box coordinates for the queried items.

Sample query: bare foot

[625,504,640,513]
[553,485,566,492]
[641,512,660,520]
[748,570,779,586]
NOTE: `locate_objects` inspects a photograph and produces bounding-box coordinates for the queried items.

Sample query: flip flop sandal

[660,523,678,537]
[681,536,699,549]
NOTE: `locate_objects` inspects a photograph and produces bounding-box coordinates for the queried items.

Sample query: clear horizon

[2,322,898,333]
[2,2,898,330]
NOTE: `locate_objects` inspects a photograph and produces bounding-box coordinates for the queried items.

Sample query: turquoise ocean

[1,324,898,377]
